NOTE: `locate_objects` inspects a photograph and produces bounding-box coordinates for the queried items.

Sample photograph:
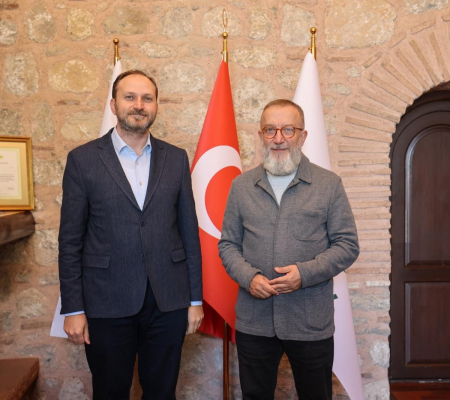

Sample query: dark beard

[116,108,156,136]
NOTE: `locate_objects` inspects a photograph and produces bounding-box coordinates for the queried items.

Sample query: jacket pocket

[235,289,253,323]
[289,208,327,241]
[82,254,110,268]
[172,248,186,263]
[304,279,334,330]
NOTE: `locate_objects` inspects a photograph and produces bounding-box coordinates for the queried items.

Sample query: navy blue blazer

[58,130,202,318]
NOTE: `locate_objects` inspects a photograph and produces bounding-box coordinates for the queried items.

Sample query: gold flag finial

[309,27,317,60]
[113,38,121,65]
[222,9,228,63]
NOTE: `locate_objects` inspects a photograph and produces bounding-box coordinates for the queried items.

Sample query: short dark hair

[112,70,158,101]
[262,99,305,125]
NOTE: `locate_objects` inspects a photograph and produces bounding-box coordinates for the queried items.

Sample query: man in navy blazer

[58,70,203,400]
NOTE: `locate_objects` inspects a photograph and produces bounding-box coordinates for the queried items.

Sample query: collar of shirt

[111,127,152,157]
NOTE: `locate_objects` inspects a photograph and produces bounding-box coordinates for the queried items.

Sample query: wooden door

[390,90,450,380]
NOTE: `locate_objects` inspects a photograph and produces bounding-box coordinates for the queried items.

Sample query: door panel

[390,91,450,380]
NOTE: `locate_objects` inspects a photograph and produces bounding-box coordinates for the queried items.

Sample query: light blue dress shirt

[65,129,200,316]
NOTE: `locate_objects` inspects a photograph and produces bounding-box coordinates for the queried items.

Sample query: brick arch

[337,25,450,275]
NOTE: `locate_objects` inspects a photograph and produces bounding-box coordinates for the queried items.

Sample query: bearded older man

[218,99,359,400]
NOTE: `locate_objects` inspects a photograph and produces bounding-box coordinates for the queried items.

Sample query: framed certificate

[0,136,34,210]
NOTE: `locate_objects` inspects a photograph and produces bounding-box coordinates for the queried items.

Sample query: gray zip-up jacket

[218,155,359,340]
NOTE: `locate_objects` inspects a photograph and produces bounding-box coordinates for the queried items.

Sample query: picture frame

[0,136,34,211]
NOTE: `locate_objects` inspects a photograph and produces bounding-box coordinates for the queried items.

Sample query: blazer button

[141,221,146,227]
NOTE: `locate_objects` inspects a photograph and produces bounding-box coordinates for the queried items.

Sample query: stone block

[25,3,56,43]
[405,0,448,14]
[328,84,351,95]
[0,109,23,136]
[68,343,90,371]
[59,377,89,399]
[166,101,207,135]
[277,68,301,90]
[39,273,59,286]
[45,45,69,57]
[30,229,58,265]
[48,60,99,93]
[0,271,12,302]
[139,42,176,58]
[4,52,39,96]
[370,340,390,367]
[281,5,314,47]
[233,77,275,123]
[86,46,107,59]
[160,62,206,94]
[0,18,18,45]
[66,8,94,41]
[364,379,390,400]
[161,7,193,39]
[103,7,148,35]
[61,111,103,142]
[249,10,272,40]
[231,45,276,69]
[238,130,256,167]
[351,294,390,311]
[32,103,54,142]
[0,311,14,332]
[17,288,47,318]
[325,0,395,49]
[202,7,241,38]
[33,158,65,186]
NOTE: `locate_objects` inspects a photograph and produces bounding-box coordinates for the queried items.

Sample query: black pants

[85,281,188,400]
[236,331,334,400]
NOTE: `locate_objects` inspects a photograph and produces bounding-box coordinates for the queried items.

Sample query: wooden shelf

[0,357,39,400]
[0,211,35,247]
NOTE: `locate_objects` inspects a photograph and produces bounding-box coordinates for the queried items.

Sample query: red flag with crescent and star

[191,60,241,341]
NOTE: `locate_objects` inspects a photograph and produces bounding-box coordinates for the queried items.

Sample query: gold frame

[0,136,34,210]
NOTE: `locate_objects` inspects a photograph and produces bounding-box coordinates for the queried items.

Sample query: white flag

[293,51,363,400]
[99,60,123,137]
[50,61,123,338]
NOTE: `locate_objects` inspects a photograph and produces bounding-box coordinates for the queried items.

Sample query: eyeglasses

[260,125,304,139]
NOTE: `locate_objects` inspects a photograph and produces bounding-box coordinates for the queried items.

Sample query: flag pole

[221,11,230,400]
[113,38,121,66]
[309,27,316,60]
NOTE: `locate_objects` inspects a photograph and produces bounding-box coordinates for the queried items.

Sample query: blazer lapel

[97,130,141,210]
[142,135,166,211]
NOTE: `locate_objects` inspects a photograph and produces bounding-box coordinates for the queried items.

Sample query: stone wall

[1,0,450,399]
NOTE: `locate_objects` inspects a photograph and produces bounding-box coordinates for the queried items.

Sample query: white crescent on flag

[191,145,242,239]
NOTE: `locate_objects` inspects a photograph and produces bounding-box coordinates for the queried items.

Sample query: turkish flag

[191,61,241,341]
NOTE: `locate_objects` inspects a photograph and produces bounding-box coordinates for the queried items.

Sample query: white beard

[261,138,302,176]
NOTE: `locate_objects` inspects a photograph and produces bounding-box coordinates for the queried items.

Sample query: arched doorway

[390,90,450,381]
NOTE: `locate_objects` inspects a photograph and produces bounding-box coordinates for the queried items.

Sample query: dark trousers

[85,280,188,400]
[236,331,334,400]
